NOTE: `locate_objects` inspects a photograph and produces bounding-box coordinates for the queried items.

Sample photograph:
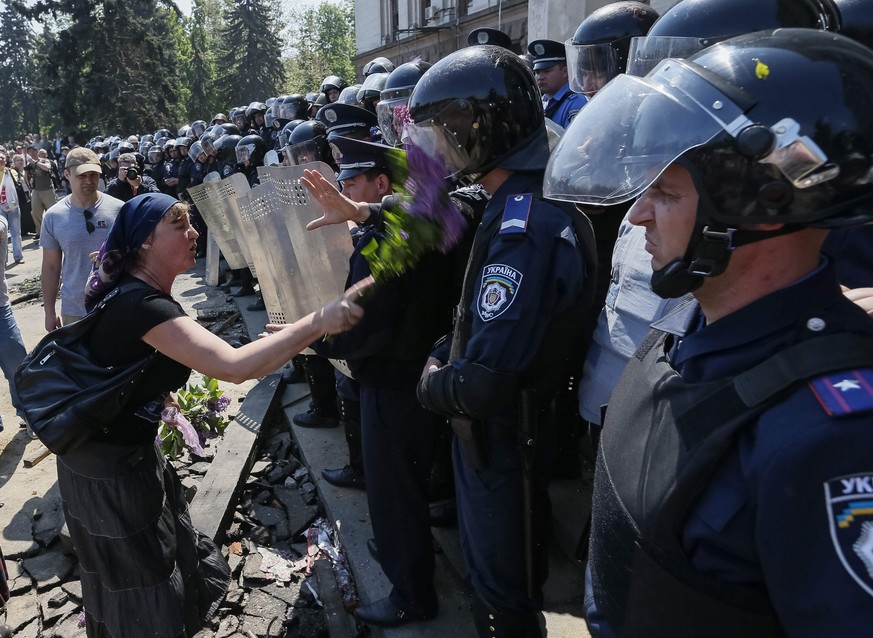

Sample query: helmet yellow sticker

[753,58,770,80]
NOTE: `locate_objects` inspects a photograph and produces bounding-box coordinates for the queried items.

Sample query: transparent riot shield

[187,179,249,270]
[213,174,257,278]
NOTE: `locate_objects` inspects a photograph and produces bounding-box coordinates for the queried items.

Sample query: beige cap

[64,147,102,175]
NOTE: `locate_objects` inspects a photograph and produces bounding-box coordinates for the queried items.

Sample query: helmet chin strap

[650,159,803,299]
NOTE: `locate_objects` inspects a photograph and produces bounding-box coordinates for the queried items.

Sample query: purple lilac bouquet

[358,129,468,282]
[158,376,232,460]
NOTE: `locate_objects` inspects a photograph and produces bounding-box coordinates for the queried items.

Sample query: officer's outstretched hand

[302,169,371,230]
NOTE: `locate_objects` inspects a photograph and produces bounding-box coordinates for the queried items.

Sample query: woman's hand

[316,276,375,334]
[302,169,371,229]
[845,287,873,317]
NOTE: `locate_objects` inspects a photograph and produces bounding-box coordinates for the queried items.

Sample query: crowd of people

[2,0,873,636]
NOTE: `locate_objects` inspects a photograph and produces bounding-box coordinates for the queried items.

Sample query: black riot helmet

[155,128,172,139]
[363,56,395,76]
[191,120,208,139]
[218,122,241,136]
[337,85,362,106]
[376,60,432,146]
[229,107,248,131]
[216,134,242,166]
[357,72,389,113]
[626,0,839,76]
[278,94,310,123]
[245,101,268,120]
[199,130,219,157]
[138,141,153,156]
[236,134,267,167]
[407,45,550,176]
[188,141,204,163]
[567,1,659,96]
[178,124,192,138]
[117,141,136,155]
[832,0,873,48]
[278,120,305,148]
[547,29,873,297]
[286,120,331,166]
[321,75,348,95]
[147,145,163,164]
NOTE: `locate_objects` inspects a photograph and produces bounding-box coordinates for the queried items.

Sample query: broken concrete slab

[21,550,75,590]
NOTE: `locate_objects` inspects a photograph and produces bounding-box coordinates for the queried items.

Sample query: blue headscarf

[84,193,180,311]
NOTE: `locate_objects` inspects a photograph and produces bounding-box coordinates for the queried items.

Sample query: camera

[125,166,140,180]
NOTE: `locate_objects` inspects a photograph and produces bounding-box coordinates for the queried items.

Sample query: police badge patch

[478,264,522,321]
[825,473,873,597]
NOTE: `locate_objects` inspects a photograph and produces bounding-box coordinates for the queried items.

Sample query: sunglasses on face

[83,209,94,233]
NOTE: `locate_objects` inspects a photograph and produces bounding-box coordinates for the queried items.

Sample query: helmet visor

[565,41,621,96]
[286,138,326,166]
[265,106,276,129]
[376,96,410,146]
[626,36,706,77]
[191,121,207,137]
[545,60,747,205]
[236,144,254,165]
[405,99,475,177]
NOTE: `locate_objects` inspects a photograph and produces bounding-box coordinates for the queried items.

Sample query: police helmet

[230,107,249,131]
[191,120,208,138]
[245,101,268,119]
[188,141,204,163]
[546,29,873,295]
[321,75,348,95]
[626,0,839,76]
[211,113,228,125]
[407,45,549,176]
[155,128,172,139]
[832,0,873,48]
[178,125,192,138]
[147,146,163,164]
[117,141,136,155]
[357,72,389,113]
[278,94,310,123]
[278,120,305,148]
[363,56,395,76]
[218,122,241,136]
[141,134,154,144]
[163,140,175,153]
[235,134,267,167]
[286,120,331,166]
[337,85,363,106]
[216,134,242,166]
[139,141,153,156]
[376,60,432,146]
[567,1,659,96]
[174,137,189,149]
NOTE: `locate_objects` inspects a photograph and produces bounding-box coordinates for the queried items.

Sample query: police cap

[330,135,392,182]
[527,39,567,69]
[315,103,378,141]
[467,27,513,49]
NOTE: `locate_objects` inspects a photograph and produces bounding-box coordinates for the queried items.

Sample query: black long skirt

[57,440,230,638]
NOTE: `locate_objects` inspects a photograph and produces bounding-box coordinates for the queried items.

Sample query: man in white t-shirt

[40,147,123,330]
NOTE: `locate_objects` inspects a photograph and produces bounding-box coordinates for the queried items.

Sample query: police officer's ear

[376,173,391,197]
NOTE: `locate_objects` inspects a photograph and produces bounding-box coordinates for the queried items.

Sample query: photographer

[105,152,159,202]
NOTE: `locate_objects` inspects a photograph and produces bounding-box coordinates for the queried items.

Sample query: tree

[284,0,356,95]
[0,4,40,140]
[215,0,286,107]
[185,0,225,120]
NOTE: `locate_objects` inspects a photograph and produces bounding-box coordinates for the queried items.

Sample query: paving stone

[5,590,40,632]
[8,559,32,595]
[251,504,285,528]
[216,614,240,637]
[251,460,271,476]
[300,482,317,505]
[32,496,64,548]
[245,588,288,620]
[241,612,284,638]
[13,618,40,638]
[2,511,38,559]
[49,612,87,637]
[292,467,308,483]
[188,461,212,475]
[260,581,303,607]
[272,486,317,537]
[21,551,75,590]
[61,580,82,603]
[45,587,69,608]
[41,598,78,627]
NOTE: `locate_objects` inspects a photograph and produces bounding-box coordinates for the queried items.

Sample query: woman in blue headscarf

[61,193,368,638]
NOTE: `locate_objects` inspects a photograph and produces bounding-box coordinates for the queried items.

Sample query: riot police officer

[549,29,873,636]
[414,45,597,637]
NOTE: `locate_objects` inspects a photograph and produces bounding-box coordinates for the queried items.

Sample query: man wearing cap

[527,39,588,129]
[105,152,159,202]
[40,147,123,330]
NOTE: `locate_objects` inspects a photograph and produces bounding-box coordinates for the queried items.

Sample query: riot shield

[213,174,258,278]
[256,162,352,309]
[187,179,249,270]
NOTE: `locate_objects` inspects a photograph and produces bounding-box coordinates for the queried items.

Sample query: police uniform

[586,260,873,636]
[527,39,588,129]
[315,103,379,142]
[420,170,596,631]
[312,138,472,621]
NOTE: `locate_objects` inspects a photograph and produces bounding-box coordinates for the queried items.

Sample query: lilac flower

[404,144,468,252]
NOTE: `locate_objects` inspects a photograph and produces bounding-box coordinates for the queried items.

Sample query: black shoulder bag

[12,283,157,454]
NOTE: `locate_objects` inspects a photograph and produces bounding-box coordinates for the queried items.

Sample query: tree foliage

[216,0,286,107]
[284,0,356,95]
[0,4,40,140]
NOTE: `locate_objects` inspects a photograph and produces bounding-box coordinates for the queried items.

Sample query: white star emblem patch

[834,379,862,392]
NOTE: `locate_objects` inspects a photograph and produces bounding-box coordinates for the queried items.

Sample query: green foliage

[284,0,356,94]
[158,375,232,460]
[0,4,40,140]
[215,0,286,107]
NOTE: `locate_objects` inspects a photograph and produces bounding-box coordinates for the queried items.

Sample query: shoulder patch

[499,193,532,235]
[478,263,523,322]
[808,370,873,417]
[825,474,873,597]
